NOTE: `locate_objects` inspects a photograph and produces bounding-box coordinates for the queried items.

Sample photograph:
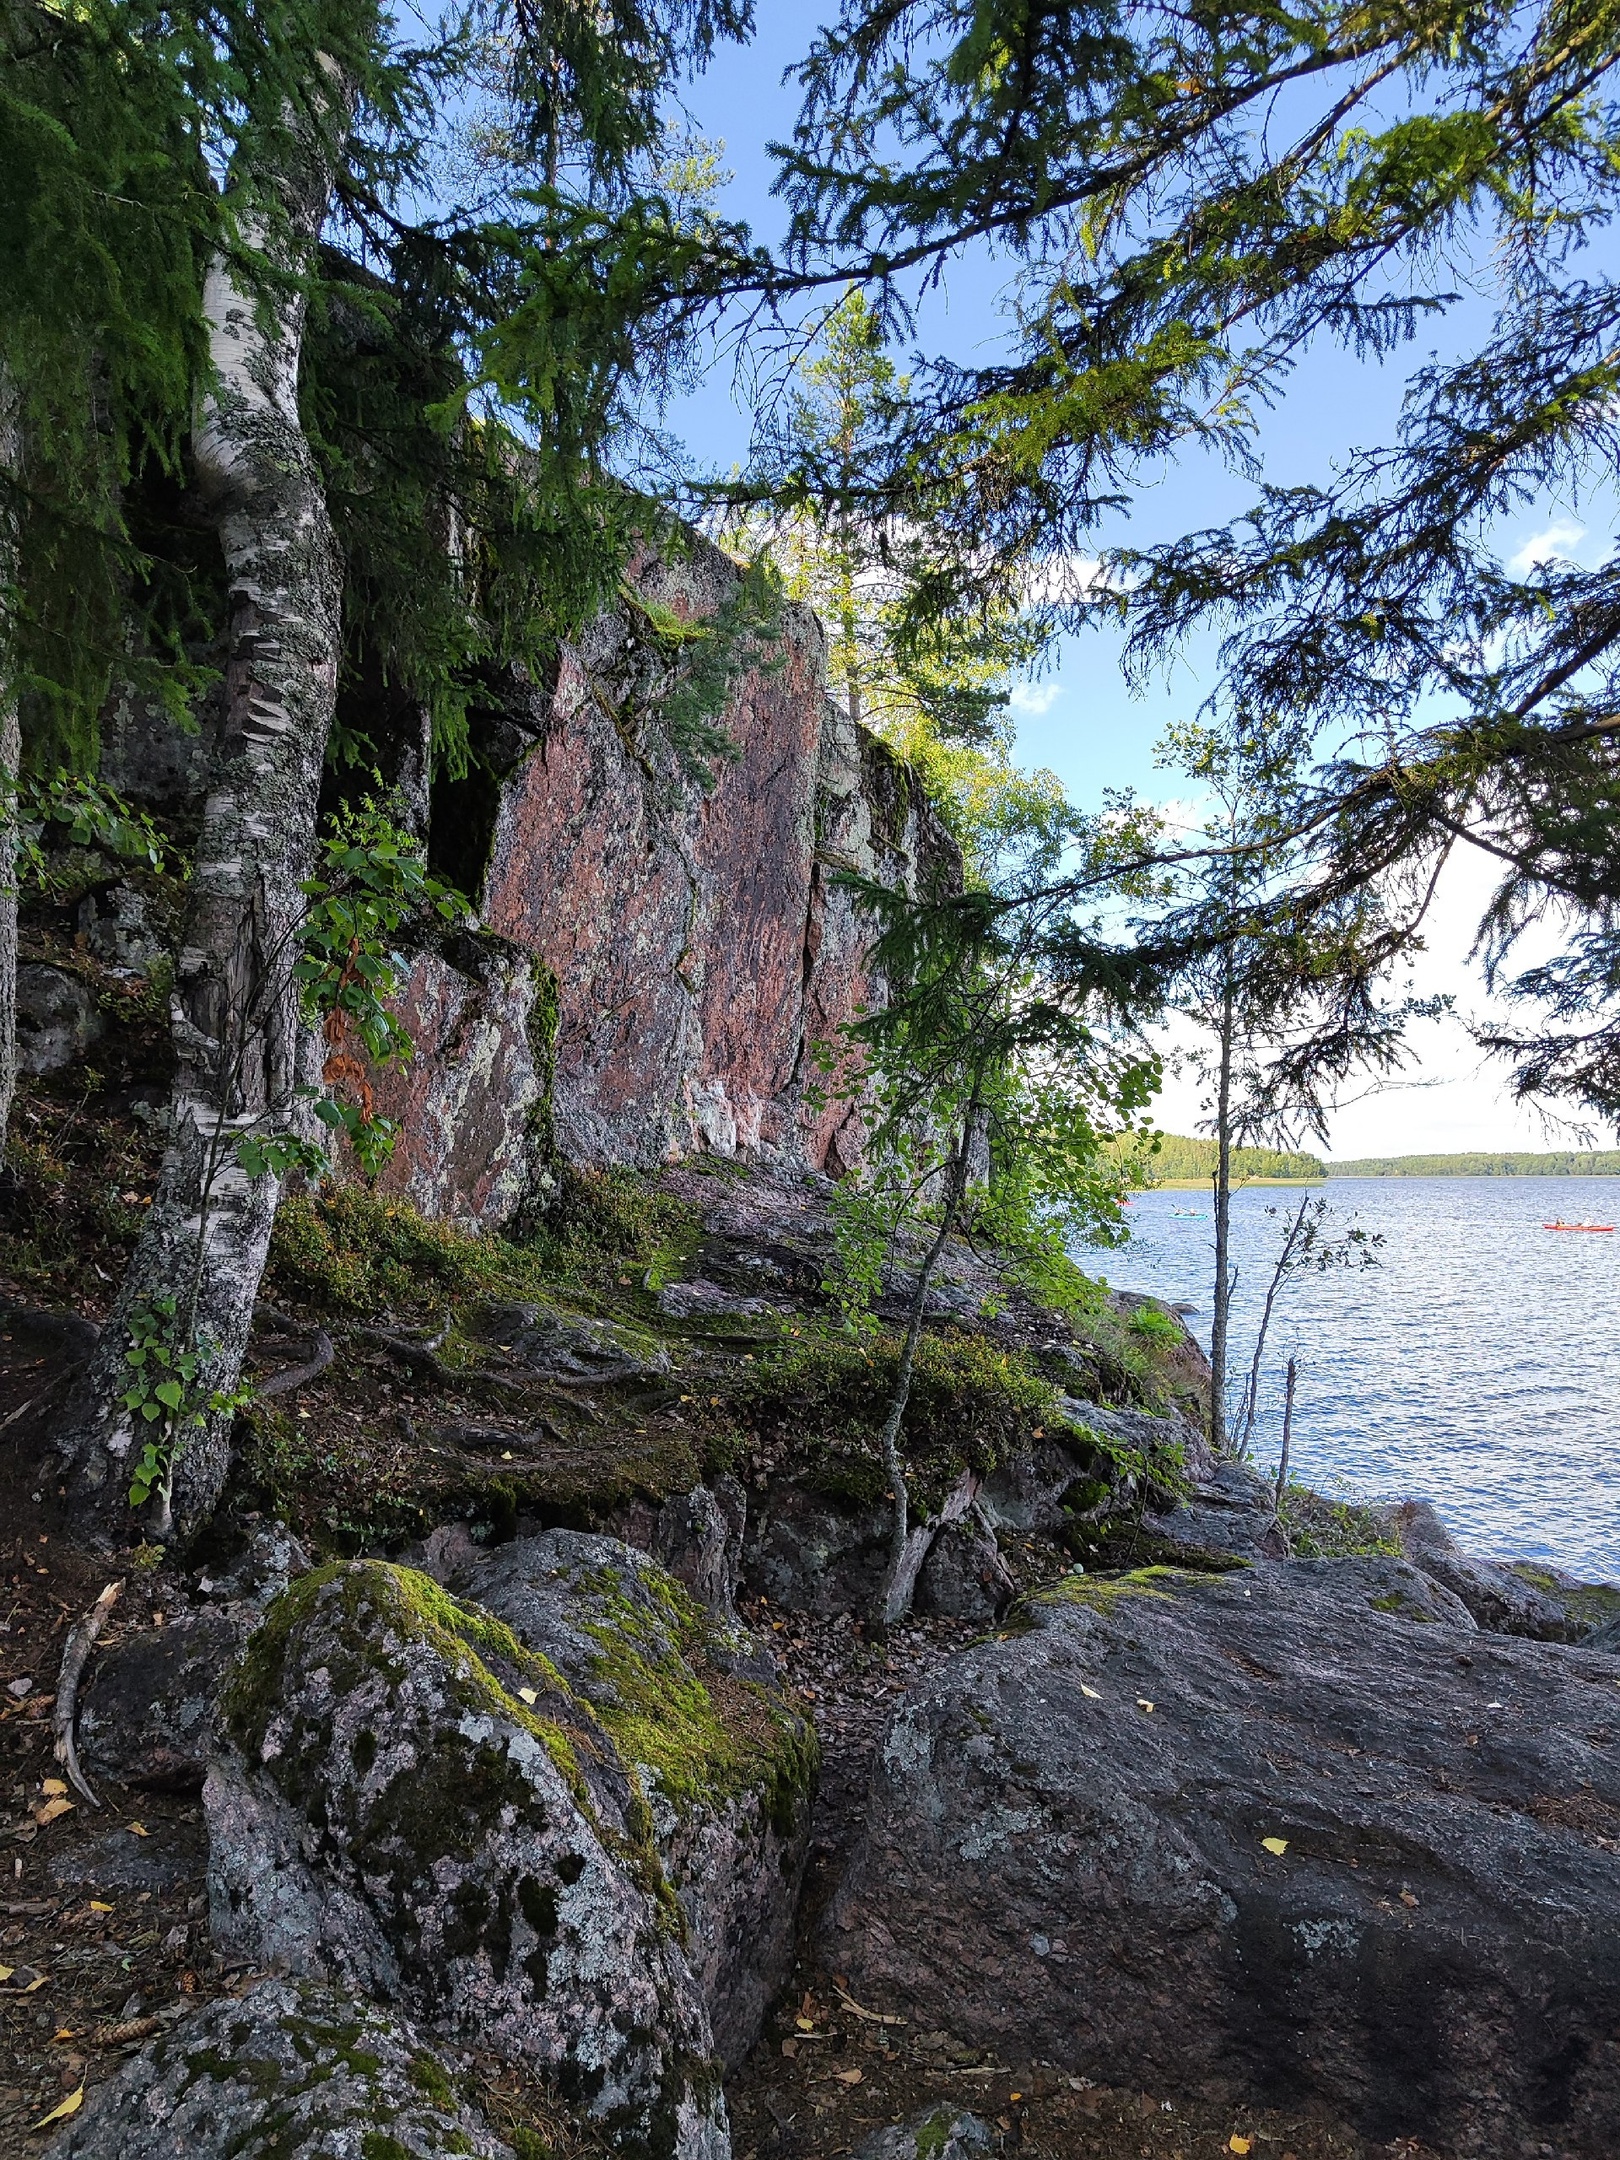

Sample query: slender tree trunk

[1274,1354,1298,1521]
[1237,1191,1311,1456]
[1208,971,1236,1452]
[0,374,21,1163]
[52,88,354,1542]
[875,1086,983,1626]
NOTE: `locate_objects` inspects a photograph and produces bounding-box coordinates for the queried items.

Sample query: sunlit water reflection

[1101,1176,1620,1578]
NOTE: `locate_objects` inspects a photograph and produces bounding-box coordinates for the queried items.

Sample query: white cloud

[1009,681,1063,716]
[1024,553,1117,605]
[1506,518,1585,578]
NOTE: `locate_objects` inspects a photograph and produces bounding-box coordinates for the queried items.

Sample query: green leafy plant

[121,1295,246,1517]
[235,799,469,1182]
[9,770,167,893]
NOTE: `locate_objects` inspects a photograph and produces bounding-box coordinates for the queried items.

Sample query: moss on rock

[220,1561,598,1822]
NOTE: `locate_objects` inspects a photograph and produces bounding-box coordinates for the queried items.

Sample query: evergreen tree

[538,0,1620,1131]
[726,288,1055,870]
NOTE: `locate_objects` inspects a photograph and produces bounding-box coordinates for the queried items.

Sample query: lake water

[1107,1176,1620,1580]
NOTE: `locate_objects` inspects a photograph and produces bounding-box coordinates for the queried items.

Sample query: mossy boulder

[469,1299,671,1383]
[453,1531,818,2067]
[205,1561,727,2160]
[46,1977,511,2159]
[1507,1562,1620,1638]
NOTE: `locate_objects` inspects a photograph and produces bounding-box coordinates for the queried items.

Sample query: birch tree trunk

[53,88,353,1542]
[0,376,21,1164]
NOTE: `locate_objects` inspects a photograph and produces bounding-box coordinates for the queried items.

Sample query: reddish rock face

[364,933,549,1231]
[378,534,960,1224]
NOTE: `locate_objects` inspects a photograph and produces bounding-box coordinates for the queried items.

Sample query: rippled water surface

[1107,1176,1620,1579]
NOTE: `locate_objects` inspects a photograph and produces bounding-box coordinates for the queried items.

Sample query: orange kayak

[1543,1221,1615,1231]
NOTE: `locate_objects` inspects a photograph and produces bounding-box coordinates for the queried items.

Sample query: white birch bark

[54,85,354,1540]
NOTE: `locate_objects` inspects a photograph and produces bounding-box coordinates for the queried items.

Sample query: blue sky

[665,20,1614,1155]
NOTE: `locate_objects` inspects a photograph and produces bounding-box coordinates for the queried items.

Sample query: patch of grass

[1031,1562,1198,1618]
[1278,1481,1399,1560]
[725,1327,1075,1505]
[526,1166,700,1295]
[266,1171,700,1319]
[1059,1294,1204,1419]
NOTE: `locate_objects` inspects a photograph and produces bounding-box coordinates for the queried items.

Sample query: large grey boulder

[1143,1455,1286,1560]
[916,1515,1015,1624]
[46,1977,510,2159]
[473,1299,670,1382]
[453,1530,816,2068]
[77,1525,310,1792]
[1386,1499,1574,1639]
[15,964,102,1075]
[828,1556,1620,2157]
[1507,1560,1620,1639]
[79,1609,248,1792]
[653,1477,748,1614]
[743,1473,890,1616]
[205,1559,730,2159]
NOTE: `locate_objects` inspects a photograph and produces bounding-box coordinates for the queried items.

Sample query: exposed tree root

[255,1326,335,1400]
[52,1579,123,1809]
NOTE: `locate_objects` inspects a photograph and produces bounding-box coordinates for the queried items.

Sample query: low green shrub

[1278,1481,1399,1559]
[266,1171,699,1317]
[728,1328,1075,1503]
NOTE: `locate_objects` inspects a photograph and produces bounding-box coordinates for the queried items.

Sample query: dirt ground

[0,1334,212,2157]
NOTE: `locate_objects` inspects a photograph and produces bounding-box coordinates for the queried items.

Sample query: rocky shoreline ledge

[2,1166,1617,2160]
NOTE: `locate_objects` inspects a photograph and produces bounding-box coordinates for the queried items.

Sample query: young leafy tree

[109,799,465,1540]
[1233,1195,1381,1462]
[830,805,1159,1622]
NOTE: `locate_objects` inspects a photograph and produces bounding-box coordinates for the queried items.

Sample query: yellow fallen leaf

[0,1967,12,1982]
[1136,1699,1155,1713]
[40,1778,67,1797]
[23,1974,48,1993]
[88,1901,113,1914]
[52,2028,76,2042]
[128,1822,150,1837]
[1229,2139,1252,2155]
[795,2015,815,2032]
[1080,1684,1102,1700]
[516,1686,538,1706]
[1260,1837,1289,1857]
[34,1797,74,1825]
[34,2086,83,2130]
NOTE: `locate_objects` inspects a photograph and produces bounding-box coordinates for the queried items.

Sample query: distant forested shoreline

[1127,1137,1620,1183]
[1125,1135,1326,1184]
[1326,1151,1620,1178]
